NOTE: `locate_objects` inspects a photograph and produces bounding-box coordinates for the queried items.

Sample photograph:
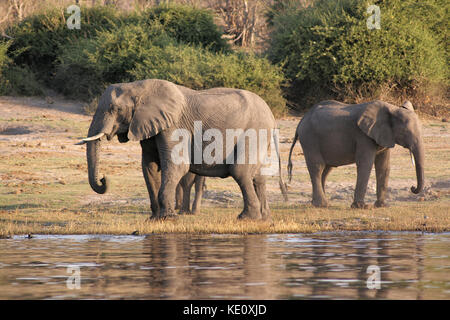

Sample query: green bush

[268,0,448,108]
[141,4,229,52]
[54,23,174,100]
[6,6,123,82]
[130,45,286,116]
[0,41,42,96]
[7,4,228,89]
[3,4,285,115]
[55,22,286,115]
[0,41,12,95]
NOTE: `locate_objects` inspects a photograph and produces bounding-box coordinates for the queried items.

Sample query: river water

[0,232,448,299]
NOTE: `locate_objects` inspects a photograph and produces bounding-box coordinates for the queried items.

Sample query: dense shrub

[0,41,12,95]
[0,41,42,96]
[6,6,123,82]
[130,45,286,116]
[269,0,448,109]
[54,23,174,100]
[3,4,285,114]
[141,4,229,52]
[55,21,286,115]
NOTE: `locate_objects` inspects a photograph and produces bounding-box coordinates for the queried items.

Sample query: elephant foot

[351,201,370,209]
[147,213,178,221]
[178,209,195,215]
[237,209,262,220]
[374,200,389,208]
[261,210,271,221]
[312,199,328,208]
[146,214,159,222]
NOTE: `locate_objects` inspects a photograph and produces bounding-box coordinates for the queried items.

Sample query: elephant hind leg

[321,165,333,194]
[305,160,328,207]
[191,175,205,214]
[175,183,183,210]
[231,166,262,220]
[177,172,196,214]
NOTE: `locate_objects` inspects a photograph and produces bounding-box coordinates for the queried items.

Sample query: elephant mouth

[117,131,129,143]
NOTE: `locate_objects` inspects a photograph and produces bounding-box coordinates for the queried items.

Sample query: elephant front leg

[142,156,161,218]
[351,147,375,209]
[374,150,390,208]
[158,164,190,219]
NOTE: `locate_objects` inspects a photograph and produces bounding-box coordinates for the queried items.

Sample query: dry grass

[0,202,448,237]
[0,96,449,237]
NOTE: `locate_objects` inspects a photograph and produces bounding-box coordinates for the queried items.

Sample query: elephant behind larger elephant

[77,79,287,220]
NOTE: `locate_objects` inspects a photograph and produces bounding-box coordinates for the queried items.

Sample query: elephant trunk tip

[92,175,109,194]
[410,185,423,195]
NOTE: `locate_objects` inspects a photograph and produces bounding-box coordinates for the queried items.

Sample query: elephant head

[76,79,186,194]
[357,101,425,194]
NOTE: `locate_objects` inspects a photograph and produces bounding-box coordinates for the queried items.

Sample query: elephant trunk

[410,141,425,194]
[86,139,109,194]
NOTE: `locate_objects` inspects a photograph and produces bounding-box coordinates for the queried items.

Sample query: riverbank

[0,95,449,236]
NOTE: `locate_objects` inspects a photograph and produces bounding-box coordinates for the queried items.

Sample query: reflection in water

[0,233,448,299]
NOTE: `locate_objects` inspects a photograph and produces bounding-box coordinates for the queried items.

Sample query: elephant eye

[110,104,122,113]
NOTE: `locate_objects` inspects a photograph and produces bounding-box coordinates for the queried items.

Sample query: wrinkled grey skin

[82,79,286,220]
[288,100,424,208]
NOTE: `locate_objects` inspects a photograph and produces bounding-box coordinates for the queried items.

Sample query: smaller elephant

[288,100,424,208]
[175,173,206,214]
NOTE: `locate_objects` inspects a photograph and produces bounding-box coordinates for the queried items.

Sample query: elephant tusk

[75,132,105,145]
[410,151,415,167]
[82,132,105,142]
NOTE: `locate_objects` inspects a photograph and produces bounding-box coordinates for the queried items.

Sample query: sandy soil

[0,95,449,212]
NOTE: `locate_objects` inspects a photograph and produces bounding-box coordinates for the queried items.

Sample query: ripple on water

[0,232,448,299]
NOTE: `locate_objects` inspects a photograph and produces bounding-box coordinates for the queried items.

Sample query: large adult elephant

[77,79,286,220]
[288,100,424,208]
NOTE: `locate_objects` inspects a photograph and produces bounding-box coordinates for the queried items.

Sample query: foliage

[55,21,286,115]
[141,4,229,52]
[6,6,123,82]
[130,44,286,116]
[268,0,449,108]
[54,23,173,100]
[0,40,42,96]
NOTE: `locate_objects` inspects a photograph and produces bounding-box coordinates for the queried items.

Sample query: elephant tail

[287,131,298,183]
[274,129,288,202]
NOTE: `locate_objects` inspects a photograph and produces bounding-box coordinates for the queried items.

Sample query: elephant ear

[357,102,395,148]
[128,80,186,141]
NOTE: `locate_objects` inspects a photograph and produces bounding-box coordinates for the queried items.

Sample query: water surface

[0,232,448,299]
